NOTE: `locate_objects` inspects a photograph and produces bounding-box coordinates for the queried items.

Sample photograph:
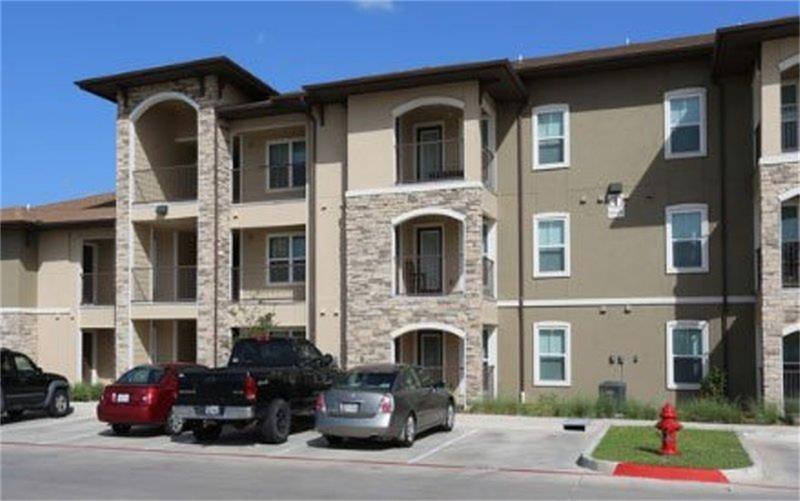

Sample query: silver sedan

[314,364,455,447]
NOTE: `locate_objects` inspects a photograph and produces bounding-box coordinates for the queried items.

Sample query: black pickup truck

[172,337,338,443]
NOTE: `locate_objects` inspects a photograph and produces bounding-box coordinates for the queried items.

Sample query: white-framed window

[666,320,709,390]
[267,234,305,284]
[533,104,570,169]
[533,322,571,386]
[781,82,799,152]
[664,88,707,159]
[533,213,570,278]
[665,204,709,274]
[266,139,306,190]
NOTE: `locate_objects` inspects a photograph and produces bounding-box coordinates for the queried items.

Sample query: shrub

[699,367,727,401]
[677,398,743,424]
[71,383,105,402]
[620,399,659,420]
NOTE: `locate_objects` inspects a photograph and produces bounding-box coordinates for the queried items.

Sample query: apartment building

[1,16,797,408]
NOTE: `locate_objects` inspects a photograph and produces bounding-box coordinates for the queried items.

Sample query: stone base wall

[758,161,800,405]
[0,312,38,360]
[345,187,485,401]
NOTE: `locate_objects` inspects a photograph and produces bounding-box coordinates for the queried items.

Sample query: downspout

[715,78,730,393]
[516,102,526,403]
[305,103,318,344]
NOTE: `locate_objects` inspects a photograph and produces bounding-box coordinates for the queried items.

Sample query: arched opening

[131,94,198,203]
[783,329,799,416]
[779,58,799,153]
[393,97,465,184]
[781,193,799,288]
[392,209,465,296]
[390,323,466,400]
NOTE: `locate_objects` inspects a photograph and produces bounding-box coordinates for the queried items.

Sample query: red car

[97,363,203,435]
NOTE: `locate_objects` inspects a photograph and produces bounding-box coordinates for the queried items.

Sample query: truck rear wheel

[260,398,291,444]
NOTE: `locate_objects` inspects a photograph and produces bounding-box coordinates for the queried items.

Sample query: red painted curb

[613,462,729,484]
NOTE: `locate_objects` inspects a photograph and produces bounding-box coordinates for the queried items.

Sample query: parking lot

[2,404,798,500]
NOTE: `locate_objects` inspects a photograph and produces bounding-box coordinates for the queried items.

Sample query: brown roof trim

[713,15,799,76]
[303,59,527,102]
[1,192,116,228]
[75,56,277,102]
[514,33,714,78]
[217,92,310,119]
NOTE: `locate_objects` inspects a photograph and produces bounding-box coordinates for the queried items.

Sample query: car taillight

[244,375,258,402]
[315,393,327,413]
[379,394,394,414]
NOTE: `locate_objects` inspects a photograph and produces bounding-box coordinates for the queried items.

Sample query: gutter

[715,78,730,393]
[305,101,318,344]
[515,101,527,402]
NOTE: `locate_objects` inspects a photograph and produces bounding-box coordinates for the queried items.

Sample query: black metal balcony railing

[133,164,198,203]
[395,253,467,296]
[131,266,197,303]
[783,119,799,152]
[482,256,495,298]
[783,241,799,288]
[81,272,115,305]
[396,138,464,184]
[232,163,306,203]
[482,148,496,191]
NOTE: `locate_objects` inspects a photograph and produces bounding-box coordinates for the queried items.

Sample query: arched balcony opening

[131,94,198,203]
[393,98,464,184]
[390,324,466,401]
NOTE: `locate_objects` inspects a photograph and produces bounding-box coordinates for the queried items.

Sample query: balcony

[231,265,306,303]
[482,256,495,298]
[133,164,197,204]
[395,254,463,296]
[784,241,799,288]
[482,147,496,192]
[131,266,197,303]
[393,214,464,296]
[81,272,115,306]
[232,163,306,204]
[395,138,464,184]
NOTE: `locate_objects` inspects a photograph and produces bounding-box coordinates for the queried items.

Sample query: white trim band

[760,153,800,166]
[496,296,756,308]
[0,307,71,315]
[345,181,482,198]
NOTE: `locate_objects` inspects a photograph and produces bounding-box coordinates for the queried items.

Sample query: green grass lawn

[592,426,752,469]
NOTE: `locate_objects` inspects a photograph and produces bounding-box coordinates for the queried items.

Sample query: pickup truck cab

[172,337,337,443]
[1,348,70,419]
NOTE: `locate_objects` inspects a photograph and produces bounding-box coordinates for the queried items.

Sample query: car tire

[398,414,416,448]
[193,423,222,442]
[164,409,184,435]
[441,402,455,432]
[112,424,131,435]
[47,388,70,418]
[260,398,291,444]
[324,435,343,446]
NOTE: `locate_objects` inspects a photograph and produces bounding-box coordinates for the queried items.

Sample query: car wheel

[442,402,455,432]
[398,414,416,448]
[193,423,222,442]
[47,389,70,417]
[112,424,131,435]
[164,409,184,435]
[260,398,291,444]
[324,435,343,446]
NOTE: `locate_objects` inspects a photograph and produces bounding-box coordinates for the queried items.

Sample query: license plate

[204,405,220,416]
[340,403,359,414]
[116,393,130,404]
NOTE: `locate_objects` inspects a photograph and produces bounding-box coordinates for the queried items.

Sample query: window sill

[533,272,571,279]
[667,383,701,391]
[665,151,707,160]
[533,380,571,387]
[533,163,569,171]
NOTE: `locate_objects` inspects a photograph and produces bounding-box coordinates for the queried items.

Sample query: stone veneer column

[114,105,132,376]
[345,187,485,401]
[760,161,800,405]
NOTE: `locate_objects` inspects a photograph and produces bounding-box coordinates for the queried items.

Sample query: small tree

[240,312,278,339]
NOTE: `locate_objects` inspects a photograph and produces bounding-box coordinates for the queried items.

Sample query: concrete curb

[576,424,764,484]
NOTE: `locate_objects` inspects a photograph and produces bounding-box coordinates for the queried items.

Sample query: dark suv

[1,348,71,419]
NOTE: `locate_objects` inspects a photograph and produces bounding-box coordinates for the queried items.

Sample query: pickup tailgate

[176,368,251,407]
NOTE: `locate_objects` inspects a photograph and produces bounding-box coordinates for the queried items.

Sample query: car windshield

[229,339,296,367]
[116,366,164,385]
[335,371,397,390]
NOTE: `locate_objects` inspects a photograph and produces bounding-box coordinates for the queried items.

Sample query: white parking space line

[407,429,478,464]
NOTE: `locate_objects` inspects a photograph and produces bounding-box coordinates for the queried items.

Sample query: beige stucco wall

[760,37,799,158]
[347,81,482,190]
[236,124,306,203]
[1,229,38,307]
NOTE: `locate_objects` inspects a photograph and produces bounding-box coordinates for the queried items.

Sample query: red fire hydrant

[655,403,682,456]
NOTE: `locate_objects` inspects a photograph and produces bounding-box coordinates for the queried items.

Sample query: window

[533,322,570,386]
[664,88,707,159]
[12,354,37,374]
[533,213,570,277]
[267,234,305,284]
[267,139,306,189]
[666,320,708,390]
[533,104,570,169]
[782,204,799,288]
[782,83,798,152]
[665,204,709,274]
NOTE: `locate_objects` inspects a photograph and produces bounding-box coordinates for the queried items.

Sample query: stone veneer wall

[0,312,38,359]
[759,161,800,405]
[345,186,485,401]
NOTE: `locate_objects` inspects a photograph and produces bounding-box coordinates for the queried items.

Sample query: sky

[1,1,798,207]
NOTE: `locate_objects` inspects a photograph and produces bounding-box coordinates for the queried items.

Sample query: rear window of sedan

[335,371,397,390]
[116,366,165,385]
